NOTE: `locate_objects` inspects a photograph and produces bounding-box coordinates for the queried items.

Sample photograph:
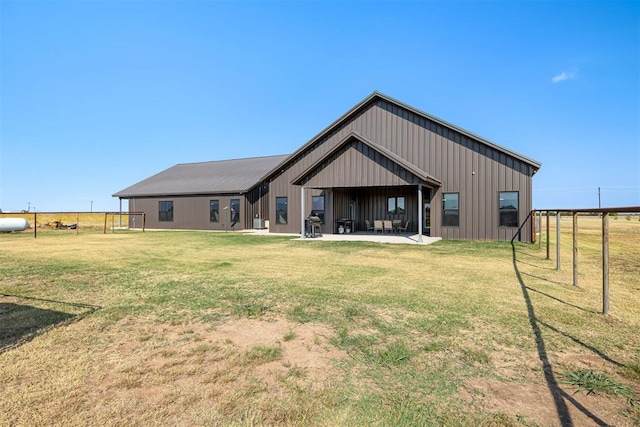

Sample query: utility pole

[598,187,601,209]
[91,201,93,212]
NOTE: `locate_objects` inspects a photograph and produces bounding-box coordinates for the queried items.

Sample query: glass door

[424,202,431,236]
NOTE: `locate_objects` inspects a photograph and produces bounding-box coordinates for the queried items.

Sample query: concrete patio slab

[245,229,441,245]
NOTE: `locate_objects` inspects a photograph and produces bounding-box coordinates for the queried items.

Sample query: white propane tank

[0,218,30,232]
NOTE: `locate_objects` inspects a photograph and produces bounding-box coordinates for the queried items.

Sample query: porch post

[300,186,306,239]
[417,184,423,243]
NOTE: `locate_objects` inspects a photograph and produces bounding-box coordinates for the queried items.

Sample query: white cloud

[551,71,576,83]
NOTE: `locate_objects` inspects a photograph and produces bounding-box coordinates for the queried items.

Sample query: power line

[536,187,639,194]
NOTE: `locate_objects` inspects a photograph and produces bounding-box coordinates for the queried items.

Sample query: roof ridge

[175,153,290,166]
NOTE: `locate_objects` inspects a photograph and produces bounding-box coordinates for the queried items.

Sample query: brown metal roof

[113,154,289,198]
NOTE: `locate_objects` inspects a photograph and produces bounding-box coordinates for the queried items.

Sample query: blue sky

[1,0,638,212]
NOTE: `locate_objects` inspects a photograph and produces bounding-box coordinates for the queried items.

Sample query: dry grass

[0,216,639,426]
[0,212,131,233]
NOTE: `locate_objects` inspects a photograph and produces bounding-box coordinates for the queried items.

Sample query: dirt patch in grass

[211,317,347,384]
[460,350,638,427]
[461,378,635,426]
[28,316,349,424]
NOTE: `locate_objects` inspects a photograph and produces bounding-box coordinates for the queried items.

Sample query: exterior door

[424,202,431,236]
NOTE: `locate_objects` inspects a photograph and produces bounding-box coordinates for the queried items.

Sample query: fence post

[572,212,578,286]
[531,210,536,243]
[538,212,542,249]
[546,211,550,259]
[602,212,610,314]
[556,212,561,270]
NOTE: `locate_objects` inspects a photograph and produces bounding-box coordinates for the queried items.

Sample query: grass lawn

[1,216,639,426]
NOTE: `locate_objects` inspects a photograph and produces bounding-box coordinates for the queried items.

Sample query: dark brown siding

[300,140,422,188]
[128,195,247,231]
[269,186,326,234]
[244,183,270,226]
[270,99,535,241]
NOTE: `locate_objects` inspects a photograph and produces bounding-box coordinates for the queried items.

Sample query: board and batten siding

[269,98,535,241]
[128,195,246,231]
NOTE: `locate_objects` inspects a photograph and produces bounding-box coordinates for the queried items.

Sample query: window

[159,201,173,222]
[230,199,240,226]
[499,191,519,227]
[276,197,288,224]
[311,195,325,223]
[210,200,219,222]
[387,196,406,215]
[442,193,459,227]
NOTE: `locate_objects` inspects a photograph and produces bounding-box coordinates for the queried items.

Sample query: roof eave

[262,92,382,182]
[373,92,543,169]
[112,188,250,198]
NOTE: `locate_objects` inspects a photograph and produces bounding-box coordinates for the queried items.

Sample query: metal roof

[113,154,289,198]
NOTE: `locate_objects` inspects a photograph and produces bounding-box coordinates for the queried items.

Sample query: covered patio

[292,131,441,243]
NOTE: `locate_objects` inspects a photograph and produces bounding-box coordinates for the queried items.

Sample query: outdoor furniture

[374,220,384,233]
[383,220,393,233]
[365,219,374,232]
[392,219,402,233]
[397,219,410,233]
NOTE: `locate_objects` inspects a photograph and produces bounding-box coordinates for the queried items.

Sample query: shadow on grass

[537,318,623,368]
[511,243,608,427]
[523,283,595,314]
[514,258,557,270]
[520,271,567,287]
[0,294,100,354]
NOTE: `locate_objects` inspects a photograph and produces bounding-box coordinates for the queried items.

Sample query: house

[112,155,288,231]
[113,92,541,242]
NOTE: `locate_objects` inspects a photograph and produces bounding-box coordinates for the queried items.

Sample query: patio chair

[373,220,384,233]
[383,220,393,233]
[365,219,375,232]
[397,220,410,233]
